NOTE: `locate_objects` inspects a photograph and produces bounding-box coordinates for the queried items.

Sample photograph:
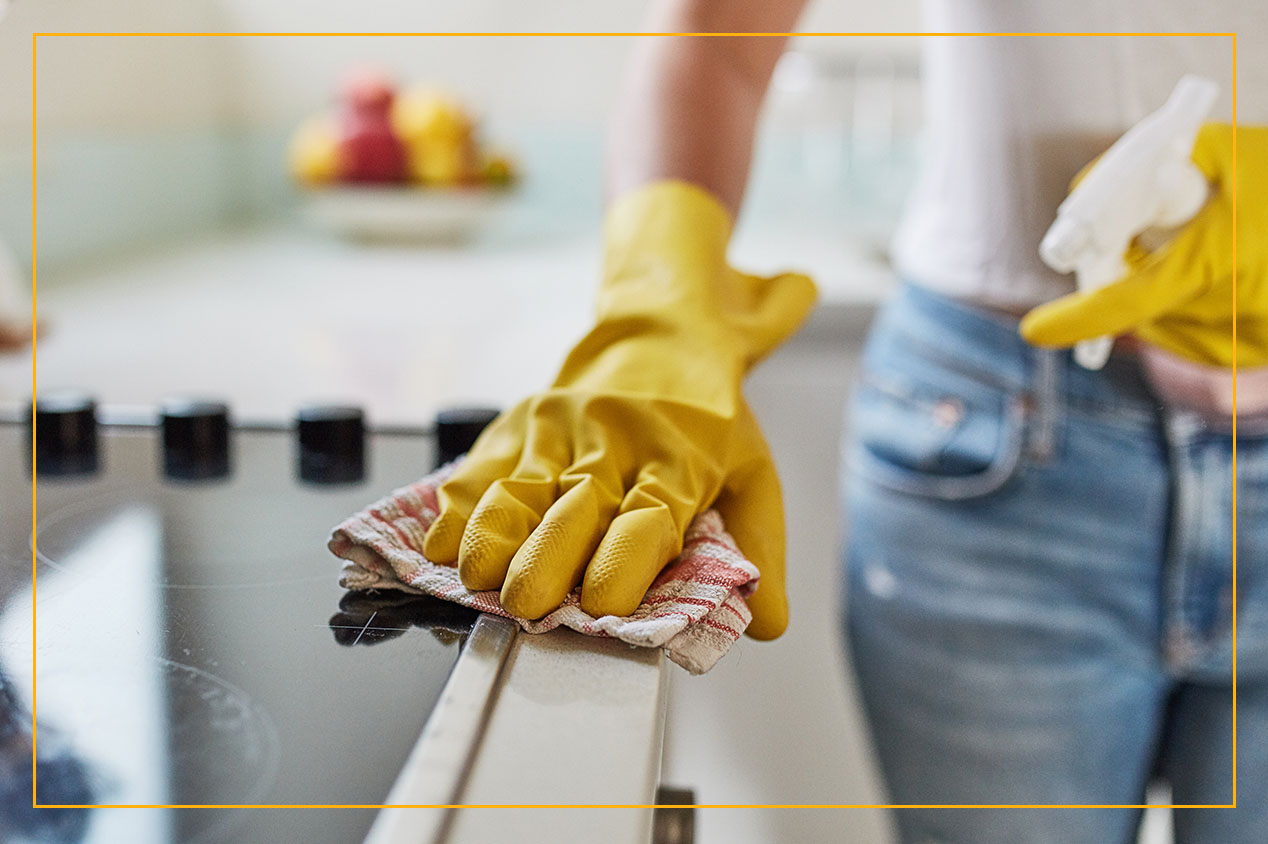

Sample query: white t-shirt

[891,0,1265,309]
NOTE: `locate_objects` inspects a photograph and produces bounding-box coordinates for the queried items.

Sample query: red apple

[337,69,408,184]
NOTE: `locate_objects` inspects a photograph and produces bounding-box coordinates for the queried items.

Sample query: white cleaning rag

[328,464,761,674]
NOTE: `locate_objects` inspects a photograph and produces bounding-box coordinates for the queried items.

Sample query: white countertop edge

[365,624,669,844]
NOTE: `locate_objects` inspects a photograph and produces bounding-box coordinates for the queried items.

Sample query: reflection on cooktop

[31,660,279,843]
[33,495,334,588]
[1,665,93,843]
[330,591,481,648]
[0,421,478,843]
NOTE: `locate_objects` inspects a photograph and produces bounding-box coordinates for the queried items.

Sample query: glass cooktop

[0,417,479,843]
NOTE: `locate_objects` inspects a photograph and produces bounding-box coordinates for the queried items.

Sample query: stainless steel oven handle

[364,612,519,844]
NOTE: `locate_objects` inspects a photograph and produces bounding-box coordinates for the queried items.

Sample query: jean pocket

[849,368,1026,501]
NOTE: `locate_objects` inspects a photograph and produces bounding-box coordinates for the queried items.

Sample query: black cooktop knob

[29,391,98,477]
[161,399,230,481]
[435,406,501,468]
[297,405,365,484]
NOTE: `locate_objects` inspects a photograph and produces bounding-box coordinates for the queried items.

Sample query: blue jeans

[842,283,1268,843]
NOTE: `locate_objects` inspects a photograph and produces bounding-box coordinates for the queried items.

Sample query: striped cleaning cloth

[328,464,760,674]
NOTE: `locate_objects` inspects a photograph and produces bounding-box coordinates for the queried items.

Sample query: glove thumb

[734,271,819,365]
[712,413,789,640]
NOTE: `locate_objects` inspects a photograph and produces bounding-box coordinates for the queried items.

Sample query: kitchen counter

[0,221,894,426]
[369,626,668,844]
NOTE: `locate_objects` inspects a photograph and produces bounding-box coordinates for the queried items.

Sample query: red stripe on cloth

[640,594,716,609]
[364,508,419,552]
[697,616,743,639]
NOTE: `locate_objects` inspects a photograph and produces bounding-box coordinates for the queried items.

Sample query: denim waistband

[872,283,1162,424]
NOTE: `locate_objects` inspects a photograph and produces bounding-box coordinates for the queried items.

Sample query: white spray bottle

[1039,74,1220,370]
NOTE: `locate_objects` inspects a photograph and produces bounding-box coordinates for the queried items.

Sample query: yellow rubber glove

[1020,123,1268,368]
[422,181,817,638]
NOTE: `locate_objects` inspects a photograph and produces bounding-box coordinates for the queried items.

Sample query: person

[421,2,1267,841]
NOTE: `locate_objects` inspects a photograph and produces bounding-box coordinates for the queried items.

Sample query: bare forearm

[606,0,808,216]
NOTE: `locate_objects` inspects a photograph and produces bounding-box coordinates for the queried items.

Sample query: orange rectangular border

[29,30,1239,812]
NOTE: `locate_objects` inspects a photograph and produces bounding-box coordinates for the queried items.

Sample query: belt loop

[1028,348,1061,462]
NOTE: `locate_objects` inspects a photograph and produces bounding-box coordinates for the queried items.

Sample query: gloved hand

[1020,123,1268,368]
[422,181,817,638]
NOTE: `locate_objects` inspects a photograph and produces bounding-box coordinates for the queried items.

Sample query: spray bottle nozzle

[1038,74,1220,370]
[1039,218,1093,275]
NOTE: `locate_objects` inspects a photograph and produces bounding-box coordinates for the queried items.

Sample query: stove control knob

[161,398,230,481]
[297,405,365,484]
[29,391,98,476]
[434,406,501,468]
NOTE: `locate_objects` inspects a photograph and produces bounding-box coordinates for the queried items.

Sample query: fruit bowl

[300,185,514,244]
[290,72,519,244]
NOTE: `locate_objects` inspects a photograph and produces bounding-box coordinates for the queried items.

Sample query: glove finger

[423,405,528,564]
[712,421,788,640]
[579,473,691,618]
[1020,204,1224,347]
[1190,122,1235,183]
[458,468,559,592]
[499,474,621,619]
[456,401,573,590]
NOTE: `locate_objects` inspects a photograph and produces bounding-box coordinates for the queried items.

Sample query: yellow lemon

[287,115,339,185]
[393,88,473,145]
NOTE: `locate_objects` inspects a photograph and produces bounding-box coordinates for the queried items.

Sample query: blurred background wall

[0,0,921,269]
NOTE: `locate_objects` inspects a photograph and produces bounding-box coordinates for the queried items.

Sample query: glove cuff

[599,181,734,312]
[603,180,733,256]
